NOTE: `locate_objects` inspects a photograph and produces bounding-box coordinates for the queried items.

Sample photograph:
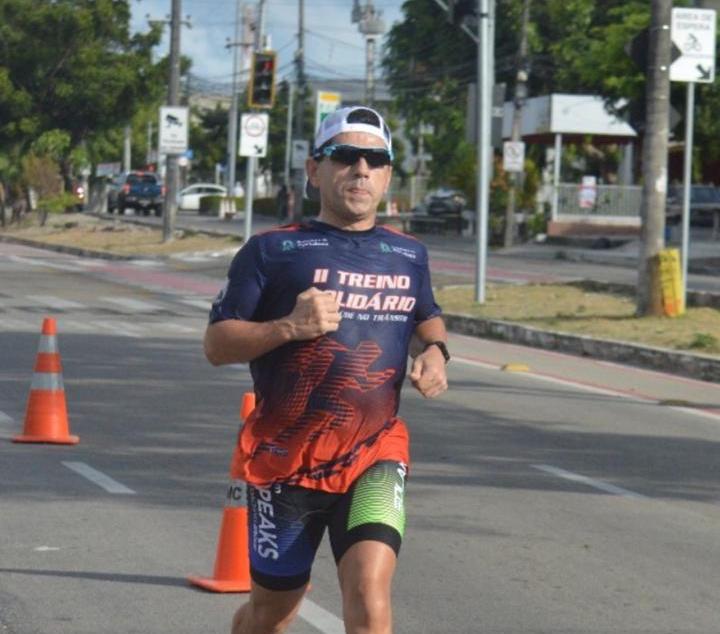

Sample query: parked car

[178,183,227,211]
[107,171,164,217]
[422,188,467,216]
[666,184,720,227]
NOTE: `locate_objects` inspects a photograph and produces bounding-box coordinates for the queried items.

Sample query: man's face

[307,131,392,230]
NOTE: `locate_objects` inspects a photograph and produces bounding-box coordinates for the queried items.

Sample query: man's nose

[351,156,371,175]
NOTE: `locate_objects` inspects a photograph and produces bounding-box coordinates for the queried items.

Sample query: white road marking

[454,355,720,421]
[299,598,344,634]
[0,317,33,331]
[83,320,143,338]
[26,295,85,310]
[34,546,61,552]
[532,464,647,500]
[164,322,199,334]
[8,255,83,272]
[0,410,14,428]
[101,297,163,312]
[62,461,136,495]
[179,298,211,310]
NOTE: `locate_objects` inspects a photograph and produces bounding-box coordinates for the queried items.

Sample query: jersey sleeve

[208,236,267,323]
[414,252,442,324]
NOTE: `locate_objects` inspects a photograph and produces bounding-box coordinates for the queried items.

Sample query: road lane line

[299,598,344,633]
[453,355,720,421]
[62,461,136,495]
[101,297,163,312]
[165,322,199,334]
[532,464,647,500]
[84,319,142,338]
[8,255,83,272]
[26,295,85,310]
[179,297,211,310]
[0,410,15,437]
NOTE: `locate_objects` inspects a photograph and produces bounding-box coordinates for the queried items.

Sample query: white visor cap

[313,106,392,155]
[305,106,393,200]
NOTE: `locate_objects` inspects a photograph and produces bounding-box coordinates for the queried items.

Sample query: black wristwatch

[424,341,450,363]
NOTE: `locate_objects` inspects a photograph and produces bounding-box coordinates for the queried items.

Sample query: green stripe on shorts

[347,461,406,536]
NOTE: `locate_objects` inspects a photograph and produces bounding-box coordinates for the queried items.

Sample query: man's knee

[233,584,306,634]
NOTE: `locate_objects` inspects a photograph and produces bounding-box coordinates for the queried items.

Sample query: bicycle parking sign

[670,7,716,83]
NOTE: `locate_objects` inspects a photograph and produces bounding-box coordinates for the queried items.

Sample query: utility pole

[283,82,296,188]
[146,121,153,167]
[123,125,132,173]
[292,0,306,220]
[162,0,183,243]
[637,0,672,315]
[475,0,492,303]
[503,0,530,248]
[352,1,385,106]
[244,0,266,241]
[225,0,244,197]
[434,0,493,303]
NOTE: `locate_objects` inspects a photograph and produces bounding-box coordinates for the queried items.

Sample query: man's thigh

[247,483,337,590]
[327,460,408,564]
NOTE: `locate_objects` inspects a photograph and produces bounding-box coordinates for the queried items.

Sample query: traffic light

[248,51,276,109]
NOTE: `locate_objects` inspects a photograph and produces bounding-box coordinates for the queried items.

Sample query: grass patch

[436,284,720,356]
[1,213,241,256]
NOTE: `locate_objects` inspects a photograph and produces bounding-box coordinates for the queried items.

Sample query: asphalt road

[2,244,720,633]
[120,210,720,293]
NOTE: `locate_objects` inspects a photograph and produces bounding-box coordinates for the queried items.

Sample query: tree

[0,0,164,185]
[637,0,672,316]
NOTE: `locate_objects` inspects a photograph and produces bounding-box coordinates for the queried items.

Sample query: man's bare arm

[408,316,449,398]
[204,287,341,365]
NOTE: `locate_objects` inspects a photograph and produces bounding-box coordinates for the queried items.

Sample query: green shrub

[199,195,244,215]
[687,332,719,351]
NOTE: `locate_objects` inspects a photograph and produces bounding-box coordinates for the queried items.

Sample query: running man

[205,105,449,634]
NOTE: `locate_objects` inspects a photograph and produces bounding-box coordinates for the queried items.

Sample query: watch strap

[423,341,450,363]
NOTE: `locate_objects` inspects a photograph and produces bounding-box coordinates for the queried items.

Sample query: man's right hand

[286,287,342,340]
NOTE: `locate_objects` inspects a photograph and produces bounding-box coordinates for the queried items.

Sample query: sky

[130,0,406,90]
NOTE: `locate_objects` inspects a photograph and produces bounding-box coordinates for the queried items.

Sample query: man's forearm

[410,316,447,357]
[204,318,294,365]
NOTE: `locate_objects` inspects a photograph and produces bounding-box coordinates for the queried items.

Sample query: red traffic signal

[248,51,276,109]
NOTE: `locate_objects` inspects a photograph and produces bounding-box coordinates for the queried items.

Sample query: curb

[445,313,720,384]
[4,230,719,383]
[0,234,138,261]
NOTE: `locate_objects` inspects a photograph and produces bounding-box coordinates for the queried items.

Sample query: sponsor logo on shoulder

[281,238,330,251]
[379,241,417,260]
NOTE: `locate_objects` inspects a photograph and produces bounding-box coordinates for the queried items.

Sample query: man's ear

[382,165,393,194]
[306,157,319,186]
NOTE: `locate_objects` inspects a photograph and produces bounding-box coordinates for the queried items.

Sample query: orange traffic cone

[188,391,255,593]
[14,317,79,445]
[240,391,256,421]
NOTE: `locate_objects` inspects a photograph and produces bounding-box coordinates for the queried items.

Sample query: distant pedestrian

[205,105,449,634]
[275,183,289,224]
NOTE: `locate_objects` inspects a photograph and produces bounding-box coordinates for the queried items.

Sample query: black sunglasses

[314,144,394,168]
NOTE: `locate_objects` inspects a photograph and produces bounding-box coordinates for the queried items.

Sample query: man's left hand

[408,347,448,399]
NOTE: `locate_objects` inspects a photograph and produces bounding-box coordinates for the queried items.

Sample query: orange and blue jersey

[209,220,442,493]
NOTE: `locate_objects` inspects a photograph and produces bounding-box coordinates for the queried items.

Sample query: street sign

[314,91,341,134]
[96,162,121,177]
[239,113,269,158]
[291,139,309,170]
[158,106,189,154]
[670,7,716,83]
[502,141,525,173]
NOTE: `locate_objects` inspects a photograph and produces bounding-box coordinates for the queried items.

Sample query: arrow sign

[670,7,716,83]
[696,64,712,81]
